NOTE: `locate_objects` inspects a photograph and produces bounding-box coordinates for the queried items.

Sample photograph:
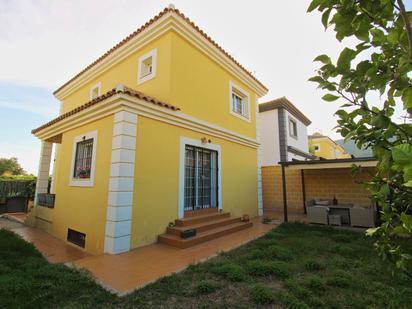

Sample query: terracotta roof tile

[53,7,267,96]
[32,86,180,134]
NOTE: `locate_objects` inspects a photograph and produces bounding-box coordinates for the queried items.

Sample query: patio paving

[0,217,90,263]
[73,216,274,295]
[1,215,274,295]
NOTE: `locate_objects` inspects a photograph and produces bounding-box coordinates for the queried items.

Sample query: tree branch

[397,0,412,62]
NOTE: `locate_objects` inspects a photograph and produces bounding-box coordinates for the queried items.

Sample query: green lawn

[1,223,411,308]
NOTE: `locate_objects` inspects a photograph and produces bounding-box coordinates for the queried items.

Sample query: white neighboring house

[258,97,315,165]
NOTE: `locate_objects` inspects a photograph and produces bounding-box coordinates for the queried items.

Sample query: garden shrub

[330,234,353,243]
[212,263,246,282]
[195,281,218,295]
[304,259,325,271]
[246,260,289,279]
[284,279,311,298]
[250,285,274,305]
[304,276,326,291]
[266,245,293,261]
[277,291,310,309]
[327,270,353,288]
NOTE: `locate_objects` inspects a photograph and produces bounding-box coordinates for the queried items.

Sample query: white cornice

[54,12,267,101]
[35,93,259,149]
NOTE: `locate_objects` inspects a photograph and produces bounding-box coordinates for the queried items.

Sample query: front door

[184,145,218,211]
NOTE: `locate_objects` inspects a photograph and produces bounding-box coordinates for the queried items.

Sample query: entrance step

[174,212,230,227]
[167,217,242,236]
[159,221,253,249]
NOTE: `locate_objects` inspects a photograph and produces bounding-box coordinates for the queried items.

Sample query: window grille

[73,138,94,179]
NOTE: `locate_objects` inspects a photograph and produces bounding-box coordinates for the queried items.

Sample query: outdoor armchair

[306,205,329,225]
[349,207,375,227]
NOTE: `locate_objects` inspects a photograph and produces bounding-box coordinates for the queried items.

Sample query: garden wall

[262,166,374,214]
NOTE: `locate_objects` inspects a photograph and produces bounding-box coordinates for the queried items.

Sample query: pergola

[279,157,378,222]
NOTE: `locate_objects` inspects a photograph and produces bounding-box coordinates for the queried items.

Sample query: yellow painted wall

[60,30,256,139]
[49,115,113,254]
[131,116,258,248]
[61,34,173,114]
[169,32,256,139]
[309,137,351,159]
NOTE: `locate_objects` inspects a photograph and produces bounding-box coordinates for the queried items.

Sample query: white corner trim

[89,82,102,100]
[178,136,222,219]
[137,48,157,85]
[104,111,137,254]
[69,130,98,187]
[229,81,251,123]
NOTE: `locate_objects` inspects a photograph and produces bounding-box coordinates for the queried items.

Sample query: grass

[1,223,412,308]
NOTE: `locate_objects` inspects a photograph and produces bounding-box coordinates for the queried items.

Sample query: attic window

[229,82,250,121]
[90,82,101,100]
[138,49,157,84]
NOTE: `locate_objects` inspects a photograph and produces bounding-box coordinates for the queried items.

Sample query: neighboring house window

[229,81,250,121]
[70,131,98,187]
[314,144,320,151]
[138,48,157,84]
[288,118,298,138]
[90,82,101,100]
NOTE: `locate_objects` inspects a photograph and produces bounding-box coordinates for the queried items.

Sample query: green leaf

[392,144,412,166]
[308,76,324,83]
[337,48,356,72]
[321,8,332,29]
[401,88,412,109]
[313,54,331,64]
[307,0,323,13]
[322,94,340,102]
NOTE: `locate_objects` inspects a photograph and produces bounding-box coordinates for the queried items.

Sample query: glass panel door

[184,145,218,211]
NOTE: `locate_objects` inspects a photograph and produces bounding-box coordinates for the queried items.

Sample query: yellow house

[308,133,351,159]
[31,6,268,254]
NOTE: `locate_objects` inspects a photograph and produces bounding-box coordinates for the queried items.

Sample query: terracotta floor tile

[73,217,274,294]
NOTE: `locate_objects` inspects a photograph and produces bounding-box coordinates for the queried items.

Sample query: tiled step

[167,217,242,236]
[175,212,230,227]
[158,221,253,249]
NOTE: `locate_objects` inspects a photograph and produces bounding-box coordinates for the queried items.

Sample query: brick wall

[262,166,374,214]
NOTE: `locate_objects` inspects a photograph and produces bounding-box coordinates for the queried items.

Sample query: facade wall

[61,34,173,113]
[131,116,258,248]
[259,110,280,166]
[48,116,114,254]
[59,31,257,139]
[262,166,374,215]
[309,137,351,159]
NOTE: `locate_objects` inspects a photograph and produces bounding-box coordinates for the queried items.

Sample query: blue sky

[0,0,410,174]
[0,82,59,174]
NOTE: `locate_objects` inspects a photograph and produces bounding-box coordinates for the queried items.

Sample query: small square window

[90,82,101,100]
[314,144,320,151]
[138,49,157,84]
[229,82,250,121]
[289,118,298,138]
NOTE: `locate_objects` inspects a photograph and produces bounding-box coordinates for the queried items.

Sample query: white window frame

[90,82,101,100]
[137,48,157,85]
[288,117,298,139]
[69,130,98,187]
[229,81,251,122]
[314,144,320,152]
[178,137,222,219]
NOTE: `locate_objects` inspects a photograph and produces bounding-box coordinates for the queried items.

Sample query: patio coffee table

[328,204,353,225]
